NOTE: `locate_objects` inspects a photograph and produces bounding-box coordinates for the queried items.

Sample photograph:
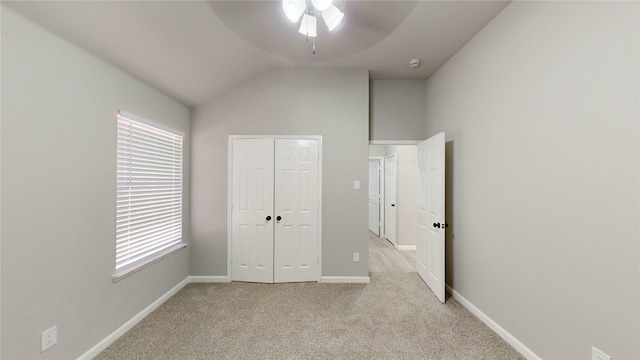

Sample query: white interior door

[417,132,446,302]
[273,139,319,283]
[384,154,397,244]
[231,137,320,283]
[368,159,381,235]
[231,138,274,283]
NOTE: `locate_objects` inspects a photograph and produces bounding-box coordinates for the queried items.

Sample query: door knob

[391,203,396,207]
[433,222,449,228]
[276,216,282,221]
[433,222,440,228]
[266,216,272,221]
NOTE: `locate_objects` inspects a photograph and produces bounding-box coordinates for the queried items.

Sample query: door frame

[227,135,323,282]
[368,156,385,237]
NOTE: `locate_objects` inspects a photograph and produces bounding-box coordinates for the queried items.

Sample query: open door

[384,154,397,245]
[417,132,446,302]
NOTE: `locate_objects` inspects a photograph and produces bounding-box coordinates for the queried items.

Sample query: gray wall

[370,80,426,140]
[424,1,639,359]
[368,144,386,158]
[1,7,191,359]
[191,69,369,278]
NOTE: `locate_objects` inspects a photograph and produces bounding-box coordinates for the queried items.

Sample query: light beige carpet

[96,273,524,360]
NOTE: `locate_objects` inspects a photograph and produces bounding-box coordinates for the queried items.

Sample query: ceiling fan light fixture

[322,4,344,31]
[282,0,306,23]
[298,14,317,37]
[311,0,333,12]
[283,0,343,53]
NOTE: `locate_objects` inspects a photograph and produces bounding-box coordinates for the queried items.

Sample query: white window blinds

[116,111,184,276]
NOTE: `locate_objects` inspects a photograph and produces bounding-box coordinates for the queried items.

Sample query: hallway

[368,232,416,273]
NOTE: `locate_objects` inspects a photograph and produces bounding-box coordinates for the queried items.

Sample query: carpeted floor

[96,273,524,360]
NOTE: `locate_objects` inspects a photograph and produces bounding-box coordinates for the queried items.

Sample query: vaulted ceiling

[5,1,511,107]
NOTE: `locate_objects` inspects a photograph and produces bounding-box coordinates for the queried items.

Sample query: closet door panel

[274,139,319,283]
[231,138,275,283]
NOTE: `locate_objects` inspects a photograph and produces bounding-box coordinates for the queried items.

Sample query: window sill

[112,243,187,283]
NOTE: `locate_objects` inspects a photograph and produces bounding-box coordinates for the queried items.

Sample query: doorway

[369,144,418,249]
[228,136,322,283]
[368,143,418,273]
[368,136,447,303]
[368,157,383,236]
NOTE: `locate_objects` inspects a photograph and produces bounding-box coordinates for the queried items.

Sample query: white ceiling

[5,0,511,107]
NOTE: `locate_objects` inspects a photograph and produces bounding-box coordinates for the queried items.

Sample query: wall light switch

[41,325,57,352]
[353,180,360,190]
[592,347,611,360]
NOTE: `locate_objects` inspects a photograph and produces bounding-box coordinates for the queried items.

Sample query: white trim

[117,110,184,137]
[227,138,234,283]
[77,277,190,360]
[368,156,385,237]
[112,243,187,283]
[446,285,542,360]
[319,276,370,284]
[369,140,420,145]
[189,276,231,283]
[395,245,416,251]
[227,135,323,282]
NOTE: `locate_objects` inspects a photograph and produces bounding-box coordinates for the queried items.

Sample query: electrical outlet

[353,180,360,190]
[353,252,360,262]
[41,325,57,352]
[592,347,611,360]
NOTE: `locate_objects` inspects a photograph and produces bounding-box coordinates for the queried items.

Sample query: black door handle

[266,216,272,221]
[391,204,395,207]
[433,222,449,228]
[276,216,282,221]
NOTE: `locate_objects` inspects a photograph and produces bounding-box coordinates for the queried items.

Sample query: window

[114,110,186,281]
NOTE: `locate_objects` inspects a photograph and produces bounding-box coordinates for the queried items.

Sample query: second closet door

[274,139,319,283]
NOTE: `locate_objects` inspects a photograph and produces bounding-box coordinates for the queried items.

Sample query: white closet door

[231,139,275,283]
[274,139,319,283]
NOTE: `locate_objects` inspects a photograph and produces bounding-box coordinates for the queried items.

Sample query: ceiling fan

[282,0,345,54]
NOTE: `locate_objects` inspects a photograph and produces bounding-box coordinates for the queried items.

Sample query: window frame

[113,110,186,282]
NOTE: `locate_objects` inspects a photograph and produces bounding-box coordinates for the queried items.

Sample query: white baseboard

[189,275,231,283]
[77,277,190,360]
[395,245,416,251]
[445,285,542,360]
[319,276,370,283]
